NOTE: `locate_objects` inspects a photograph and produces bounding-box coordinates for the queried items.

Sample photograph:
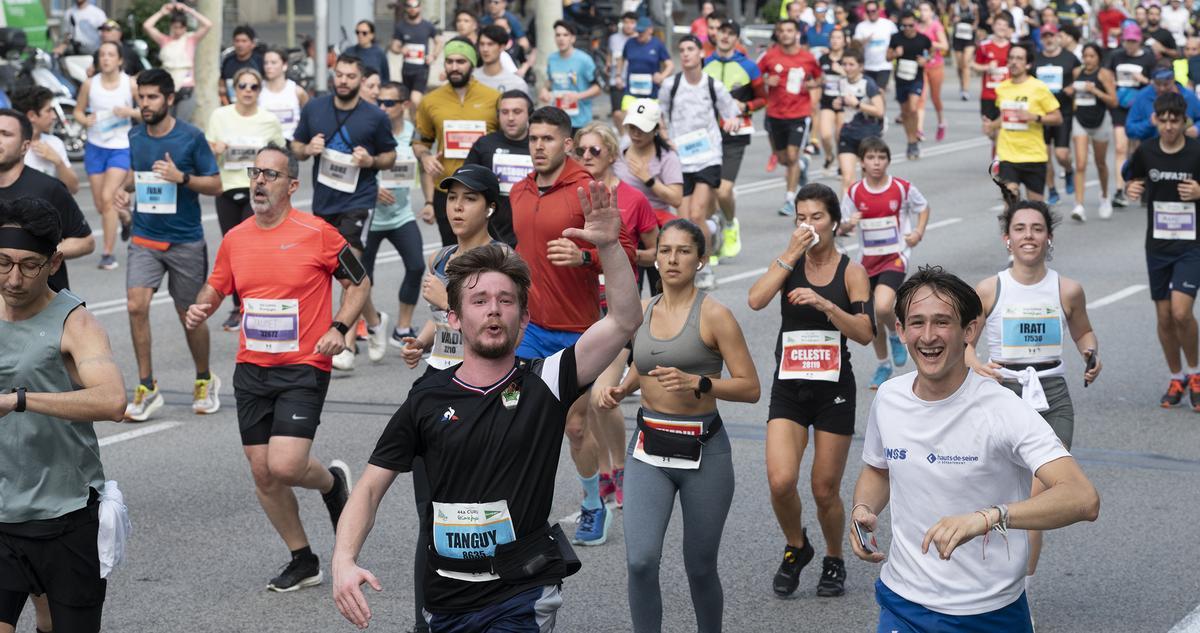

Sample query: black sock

[196,370,211,381]
[291,545,314,560]
[140,376,154,390]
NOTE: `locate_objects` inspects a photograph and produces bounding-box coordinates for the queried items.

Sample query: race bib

[493,152,534,194]
[317,149,360,193]
[267,106,297,125]
[427,310,464,369]
[1000,99,1030,130]
[786,67,805,95]
[955,22,974,40]
[986,67,1009,90]
[778,330,841,381]
[632,414,703,470]
[134,171,177,215]
[1115,63,1141,88]
[1073,81,1096,106]
[629,73,653,96]
[553,91,580,116]
[93,109,130,143]
[241,298,300,353]
[823,74,841,96]
[223,137,262,171]
[443,119,487,159]
[1153,201,1197,241]
[432,500,516,582]
[896,59,919,82]
[1036,65,1064,93]
[380,158,417,189]
[1000,305,1063,360]
[403,42,427,65]
[675,129,717,167]
[860,215,902,256]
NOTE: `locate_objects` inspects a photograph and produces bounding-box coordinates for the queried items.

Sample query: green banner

[0,0,52,51]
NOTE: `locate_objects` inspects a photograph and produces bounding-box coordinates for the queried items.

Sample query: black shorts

[401,64,430,93]
[1146,248,1200,301]
[1110,105,1129,127]
[820,94,840,111]
[768,370,857,435]
[870,270,906,292]
[998,161,1048,196]
[682,165,721,196]
[837,124,882,155]
[981,98,1000,120]
[720,140,747,182]
[1043,117,1073,148]
[895,78,923,103]
[0,501,105,632]
[765,116,812,153]
[320,209,371,251]
[865,69,891,90]
[952,35,975,52]
[234,363,332,445]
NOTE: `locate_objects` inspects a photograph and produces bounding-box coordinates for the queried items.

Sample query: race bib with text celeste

[778,330,841,381]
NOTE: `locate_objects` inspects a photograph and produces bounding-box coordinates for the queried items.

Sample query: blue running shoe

[1047,188,1060,205]
[1064,169,1075,195]
[889,333,908,367]
[572,505,612,546]
[870,364,893,390]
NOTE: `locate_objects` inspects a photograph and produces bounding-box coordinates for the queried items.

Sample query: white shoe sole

[125,394,163,422]
[572,509,613,547]
[193,374,221,415]
[267,570,323,593]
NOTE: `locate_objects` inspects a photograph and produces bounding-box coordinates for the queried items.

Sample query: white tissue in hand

[798,222,820,248]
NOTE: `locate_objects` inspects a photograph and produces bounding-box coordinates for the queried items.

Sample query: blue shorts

[516,322,582,359]
[425,585,562,633]
[83,143,131,175]
[875,579,1034,633]
[896,78,924,103]
[1146,248,1200,301]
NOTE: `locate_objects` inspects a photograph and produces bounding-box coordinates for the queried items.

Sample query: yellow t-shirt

[206,105,286,191]
[413,79,500,190]
[994,77,1061,164]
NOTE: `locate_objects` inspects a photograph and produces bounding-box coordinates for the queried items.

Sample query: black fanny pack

[637,410,723,462]
[427,523,581,584]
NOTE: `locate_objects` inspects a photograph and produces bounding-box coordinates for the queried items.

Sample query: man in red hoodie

[510,105,636,547]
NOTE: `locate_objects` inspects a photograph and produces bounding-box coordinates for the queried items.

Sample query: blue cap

[1153,67,1176,81]
[636,16,652,31]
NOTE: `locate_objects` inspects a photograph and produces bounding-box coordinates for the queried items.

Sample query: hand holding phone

[853,520,878,554]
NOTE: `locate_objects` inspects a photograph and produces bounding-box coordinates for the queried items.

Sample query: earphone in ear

[696,262,703,270]
[487,206,495,218]
[1005,239,1011,250]
[654,261,660,270]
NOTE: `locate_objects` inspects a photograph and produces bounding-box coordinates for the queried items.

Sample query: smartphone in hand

[853,520,878,554]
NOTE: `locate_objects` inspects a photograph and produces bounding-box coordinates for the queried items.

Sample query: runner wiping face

[794,199,838,245]
[448,270,528,360]
[1003,207,1051,267]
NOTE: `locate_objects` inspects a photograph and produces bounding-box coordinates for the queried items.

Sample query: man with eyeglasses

[293,54,398,371]
[185,145,367,593]
[465,89,534,246]
[205,68,286,331]
[390,0,440,107]
[219,25,264,105]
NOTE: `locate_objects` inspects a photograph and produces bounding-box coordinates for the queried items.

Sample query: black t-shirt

[392,19,439,68]
[464,131,529,247]
[888,33,933,84]
[1105,47,1157,100]
[0,168,91,292]
[1034,49,1080,108]
[220,51,265,80]
[120,41,143,76]
[1144,26,1178,54]
[1050,0,1086,24]
[1127,137,1200,255]
[369,347,585,613]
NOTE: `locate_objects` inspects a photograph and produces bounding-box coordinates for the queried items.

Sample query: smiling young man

[850,265,1099,631]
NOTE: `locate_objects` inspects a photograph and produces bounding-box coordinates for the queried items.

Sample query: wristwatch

[330,321,350,335]
[181,173,191,186]
[12,387,26,413]
[580,250,593,266]
[694,376,713,399]
[643,176,656,188]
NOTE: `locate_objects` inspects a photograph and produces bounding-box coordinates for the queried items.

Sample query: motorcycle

[0,28,85,161]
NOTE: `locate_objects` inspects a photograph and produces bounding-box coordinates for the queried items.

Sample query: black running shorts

[768,369,857,435]
[234,363,332,445]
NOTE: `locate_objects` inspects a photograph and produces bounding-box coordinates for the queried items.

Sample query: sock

[879,359,891,368]
[1189,366,1200,375]
[140,376,154,390]
[1172,372,1186,381]
[580,472,602,511]
[786,190,797,204]
[291,545,314,560]
[196,370,211,381]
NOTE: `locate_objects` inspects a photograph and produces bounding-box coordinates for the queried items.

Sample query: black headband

[0,227,57,255]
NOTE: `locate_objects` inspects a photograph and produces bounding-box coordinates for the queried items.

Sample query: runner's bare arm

[185,283,226,330]
[333,464,399,629]
[748,224,816,310]
[1061,276,1101,381]
[965,276,1002,378]
[850,465,890,563]
[699,298,761,403]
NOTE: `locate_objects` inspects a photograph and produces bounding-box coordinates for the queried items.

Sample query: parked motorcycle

[0,28,85,161]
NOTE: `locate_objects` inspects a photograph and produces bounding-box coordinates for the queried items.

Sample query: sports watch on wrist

[694,376,713,398]
[330,321,350,335]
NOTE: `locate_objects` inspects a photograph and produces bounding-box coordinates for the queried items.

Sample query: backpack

[668,73,722,128]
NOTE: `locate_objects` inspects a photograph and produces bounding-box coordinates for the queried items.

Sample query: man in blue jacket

[1126,66,1200,141]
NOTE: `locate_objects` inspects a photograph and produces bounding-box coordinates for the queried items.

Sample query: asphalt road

[14,88,1200,633]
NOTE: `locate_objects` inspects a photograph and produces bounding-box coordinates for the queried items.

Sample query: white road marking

[1087,284,1147,309]
[1170,604,1200,633]
[98,421,183,447]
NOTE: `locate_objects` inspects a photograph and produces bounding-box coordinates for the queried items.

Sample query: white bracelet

[776,258,795,272]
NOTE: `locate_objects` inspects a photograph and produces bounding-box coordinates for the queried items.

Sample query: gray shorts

[1071,116,1112,143]
[720,140,747,183]
[126,239,208,311]
[1001,375,1074,449]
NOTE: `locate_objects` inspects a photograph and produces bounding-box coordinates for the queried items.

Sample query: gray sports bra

[632,291,724,377]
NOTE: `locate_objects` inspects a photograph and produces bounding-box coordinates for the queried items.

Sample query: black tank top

[1074,67,1107,129]
[775,253,853,376]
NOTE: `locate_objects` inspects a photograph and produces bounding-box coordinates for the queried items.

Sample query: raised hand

[562,181,620,249]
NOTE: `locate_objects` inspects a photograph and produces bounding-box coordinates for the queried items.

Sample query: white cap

[623,98,662,133]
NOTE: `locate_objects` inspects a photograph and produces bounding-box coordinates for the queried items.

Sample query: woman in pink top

[917,1,950,141]
[691,1,716,44]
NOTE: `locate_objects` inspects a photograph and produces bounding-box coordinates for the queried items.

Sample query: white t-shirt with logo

[861,371,1070,616]
[23,133,69,177]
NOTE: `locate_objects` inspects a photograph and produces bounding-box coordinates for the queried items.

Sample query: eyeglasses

[247,167,291,181]
[0,258,50,278]
[575,145,603,158]
[356,30,372,35]
[237,82,261,91]
[378,98,401,107]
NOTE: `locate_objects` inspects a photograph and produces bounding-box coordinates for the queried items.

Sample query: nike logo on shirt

[280,243,300,250]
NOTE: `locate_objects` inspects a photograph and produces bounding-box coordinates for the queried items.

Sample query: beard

[466,322,519,359]
[0,153,22,173]
[141,105,169,125]
[448,66,472,88]
[335,84,360,103]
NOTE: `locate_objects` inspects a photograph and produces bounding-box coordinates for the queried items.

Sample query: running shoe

[98,254,119,270]
[333,348,356,371]
[356,319,369,342]
[325,459,353,531]
[1189,375,1200,412]
[221,309,241,331]
[1161,378,1186,407]
[192,374,221,414]
[816,556,847,597]
[766,153,778,172]
[695,266,716,290]
[916,129,925,142]
[772,529,814,598]
[1047,188,1060,206]
[119,220,131,242]
[799,157,810,187]
[1098,197,1114,220]
[267,554,322,592]
[1064,169,1075,195]
[573,504,612,546]
[125,382,163,422]
[778,199,794,217]
[870,363,893,390]
[823,156,835,175]
[906,143,920,161]
[805,142,819,156]
[1071,204,1086,222]
[390,327,417,349]
[613,467,624,508]
[936,122,947,141]
[368,312,390,363]
[720,218,742,258]
[1113,190,1129,208]
[599,472,615,502]
[889,333,908,367]
[960,90,970,101]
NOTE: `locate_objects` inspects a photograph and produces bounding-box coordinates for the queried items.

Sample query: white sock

[1172,372,1186,381]
[1189,366,1200,375]
[786,190,797,203]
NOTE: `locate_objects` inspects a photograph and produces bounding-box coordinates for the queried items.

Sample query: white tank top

[85,73,133,149]
[258,79,302,140]
[984,268,1066,376]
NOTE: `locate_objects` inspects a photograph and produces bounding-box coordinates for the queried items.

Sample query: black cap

[439,164,501,204]
[718,19,741,35]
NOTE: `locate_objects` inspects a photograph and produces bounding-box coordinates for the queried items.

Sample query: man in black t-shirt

[219,25,265,105]
[464,90,532,247]
[887,12,932,160]
[1144,6,1180,60]
[1034,25,1080,206]
[1124,92,1200,411]
[0,110,94,292]
[331,183,643,631]
[391,0,441,106]
[1049,0,1086,28]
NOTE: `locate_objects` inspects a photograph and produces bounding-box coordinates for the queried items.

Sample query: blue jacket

[1125,82,1200,141]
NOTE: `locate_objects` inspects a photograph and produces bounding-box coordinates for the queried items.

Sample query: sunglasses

[378,98,401,107]
[575,145,603,158]
[356,30,372,35]
[237,82,261,91]
[247,167,291,181]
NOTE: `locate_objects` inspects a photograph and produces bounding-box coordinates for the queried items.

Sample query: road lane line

[1087,284,1147,309]
[98,421,183,447]
[1170,604,1200,633]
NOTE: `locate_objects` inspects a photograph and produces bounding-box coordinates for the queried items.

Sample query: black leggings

[361,221,425,307]
[216,188,253,307]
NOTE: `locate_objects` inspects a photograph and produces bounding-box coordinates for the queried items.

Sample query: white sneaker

[695,266,716,290]
[332,348,356,371]
[1070,204,1086,222]
[368,312,389,363]
[1098,197,1113,220]
[192,373,221,414]
[125,382,163,422]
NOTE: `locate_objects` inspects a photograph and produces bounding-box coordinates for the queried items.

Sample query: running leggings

[362,221,425,306]
[623,428,734,632]
[216,188,253,307]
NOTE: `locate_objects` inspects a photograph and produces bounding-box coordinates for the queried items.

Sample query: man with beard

[0,197,127,633]
[414,38,501,246]
[464,90,534,246]
[185,145,367,593]
[292,54,397,371]
[0,110,94,292]
[332,182,642,631]
[390,0,441,107]
[112,68,222,422]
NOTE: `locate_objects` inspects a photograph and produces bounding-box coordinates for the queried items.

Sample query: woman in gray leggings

[598,219,760,632]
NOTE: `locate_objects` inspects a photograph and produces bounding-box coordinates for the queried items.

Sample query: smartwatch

[181,173,191,186]
[12,387,25,413]
[694,376,712,399]
[643,176,656,188]
[330,321,350,335]
[580,250,593,266]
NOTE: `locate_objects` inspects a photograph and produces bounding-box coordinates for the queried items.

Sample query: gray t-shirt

[614,146,684,212]
[475,67,531,96]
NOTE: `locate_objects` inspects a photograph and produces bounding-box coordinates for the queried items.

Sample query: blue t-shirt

[481,11,526,39]
[622,37,670,99]
[344,44,390,83]
[548,49,597,127]
[293,95,398,216]
[129,120,219,244]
